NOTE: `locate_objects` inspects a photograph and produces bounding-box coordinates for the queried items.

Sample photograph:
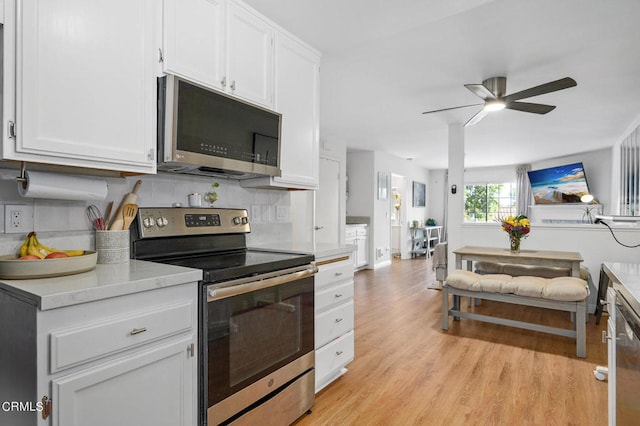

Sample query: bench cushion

[446,269,588,302]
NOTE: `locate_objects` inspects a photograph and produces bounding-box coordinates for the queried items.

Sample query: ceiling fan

[422,76,577,126]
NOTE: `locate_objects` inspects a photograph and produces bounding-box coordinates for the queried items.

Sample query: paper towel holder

[16,162,27,189]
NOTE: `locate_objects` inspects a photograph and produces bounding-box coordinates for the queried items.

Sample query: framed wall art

[378,172,389,200]
[413,181,425,207]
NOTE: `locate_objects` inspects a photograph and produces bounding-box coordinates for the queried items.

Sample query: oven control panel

[136,207,250,238]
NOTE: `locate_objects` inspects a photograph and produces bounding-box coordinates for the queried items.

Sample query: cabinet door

[52,336,196,426]
[272,32,320,188]
[163,0,226,91]
[6,0,157,173]
[226,1,274,108]
[356,236,368,267]
[345,236,357,268]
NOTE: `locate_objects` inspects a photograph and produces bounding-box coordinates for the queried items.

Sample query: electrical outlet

[4,204,34,234]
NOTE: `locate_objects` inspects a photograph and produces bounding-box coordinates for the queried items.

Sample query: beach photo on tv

[527,162,590,204]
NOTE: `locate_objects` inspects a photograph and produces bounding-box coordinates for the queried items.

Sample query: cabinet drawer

[316,281,354,312]
[50,301,194,373]
[315,330,354,386]
[315,259,353,290]
[315,301,354,348]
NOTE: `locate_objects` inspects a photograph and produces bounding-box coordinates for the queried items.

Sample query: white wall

[0,166,293,256]
[347,150,431,268]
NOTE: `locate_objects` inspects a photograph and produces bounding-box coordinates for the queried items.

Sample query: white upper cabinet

[2,0,158,174]
[225,1,274,108]
[242,31,320,189]
[163,0,274,109]
[273,33,320,188]
[163,0,226,92]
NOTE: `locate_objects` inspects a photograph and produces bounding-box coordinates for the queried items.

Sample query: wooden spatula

[109,180,142,230]
[121,204,138,231]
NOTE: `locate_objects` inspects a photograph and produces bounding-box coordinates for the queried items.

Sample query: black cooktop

[158,249,315,283]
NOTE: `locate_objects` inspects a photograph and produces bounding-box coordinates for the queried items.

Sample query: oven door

[202,265,316,425]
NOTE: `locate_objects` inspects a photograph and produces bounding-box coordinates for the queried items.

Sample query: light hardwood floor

[296,258,608,426]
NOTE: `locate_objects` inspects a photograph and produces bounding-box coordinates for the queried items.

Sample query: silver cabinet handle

[334,272,343,277]
[601,330,620,342]
[335,318,343,323]
[130,327,147,335]
[336,350,343,356]
[230,80,236,90]
[334,293,343,298]
[221,77,227,87]
[314,226,324,230]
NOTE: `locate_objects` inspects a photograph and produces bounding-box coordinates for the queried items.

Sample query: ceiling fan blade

[503,77,577,102]
[464,84,496,100]
[505,102,556,114]
[422,103,483,114]
[464,109,489,127]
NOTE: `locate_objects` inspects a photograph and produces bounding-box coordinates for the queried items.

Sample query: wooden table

[453,246,584,278]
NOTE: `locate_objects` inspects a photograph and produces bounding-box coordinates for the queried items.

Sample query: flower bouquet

[501,215,531,253]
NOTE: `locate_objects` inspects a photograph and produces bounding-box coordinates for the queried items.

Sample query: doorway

[390,174,407,259]
[315,156,341,244]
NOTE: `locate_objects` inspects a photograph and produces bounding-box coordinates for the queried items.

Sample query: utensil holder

[95,230,130,264]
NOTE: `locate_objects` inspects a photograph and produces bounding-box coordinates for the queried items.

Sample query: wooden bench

[442,269,589,358]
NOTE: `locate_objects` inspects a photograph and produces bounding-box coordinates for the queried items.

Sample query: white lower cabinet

[52,336,194,426]
[0,282,198,426]
[314,254,355,392]
[345,225,368,269]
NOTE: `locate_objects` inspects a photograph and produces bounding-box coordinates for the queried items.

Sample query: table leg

[594,266,609,325]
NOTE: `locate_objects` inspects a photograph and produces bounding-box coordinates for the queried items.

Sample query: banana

[26,235,45,259]
[19,232,33,258]
[30,232,85,257]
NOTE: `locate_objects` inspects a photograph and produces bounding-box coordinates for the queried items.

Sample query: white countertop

[0,260,202,311]
[602,262,640,315]
[249,241,354,260]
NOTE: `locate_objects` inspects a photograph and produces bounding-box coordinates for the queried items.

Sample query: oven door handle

[207,265,318,301]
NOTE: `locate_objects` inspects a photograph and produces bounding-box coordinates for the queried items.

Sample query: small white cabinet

[225,1,274,108]
[162,0,274,109]
[314,254,355,392]
[346,224,368,269]
[0,281,198,426]
[163,0,226,92]
[2,0,158,174]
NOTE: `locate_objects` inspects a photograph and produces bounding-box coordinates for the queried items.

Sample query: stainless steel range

[130,207,316,425]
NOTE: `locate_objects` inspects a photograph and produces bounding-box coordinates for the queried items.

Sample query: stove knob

[142,217,155,228]
[232,217,241,225]
[241,217,249,225]
[156,217,168,227]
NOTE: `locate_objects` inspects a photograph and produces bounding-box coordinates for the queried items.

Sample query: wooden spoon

[121,204,139,231]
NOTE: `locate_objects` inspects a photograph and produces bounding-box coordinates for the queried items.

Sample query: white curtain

[516,165,532,217]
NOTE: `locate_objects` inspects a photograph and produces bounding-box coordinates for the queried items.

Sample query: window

[464,182,516,222]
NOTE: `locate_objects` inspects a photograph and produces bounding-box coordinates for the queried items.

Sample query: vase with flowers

[500,214,531,253]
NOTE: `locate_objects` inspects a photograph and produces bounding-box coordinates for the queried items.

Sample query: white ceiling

[244,0,640,169]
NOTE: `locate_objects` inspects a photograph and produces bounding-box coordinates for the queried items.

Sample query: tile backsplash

[0,167,293,256]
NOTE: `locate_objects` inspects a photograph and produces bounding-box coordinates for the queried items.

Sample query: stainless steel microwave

[157,75,282,179]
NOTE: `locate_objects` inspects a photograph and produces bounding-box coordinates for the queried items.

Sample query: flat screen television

[527,162,591,204]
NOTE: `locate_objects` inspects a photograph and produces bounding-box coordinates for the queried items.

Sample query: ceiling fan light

[484,100,506,112]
